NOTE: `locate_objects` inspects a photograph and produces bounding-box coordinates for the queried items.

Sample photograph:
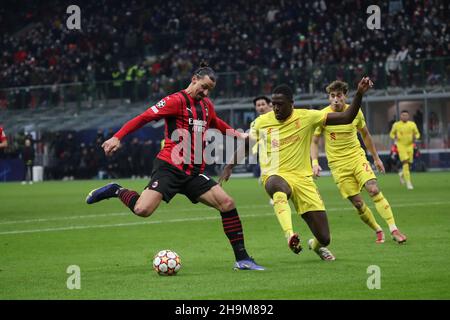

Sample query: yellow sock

[372,192,397,232]
[273,192,294,239]
[309,238,321,251]
[402,163,411,184]
[356,203,382,231]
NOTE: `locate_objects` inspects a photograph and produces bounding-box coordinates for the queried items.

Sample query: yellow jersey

[389,121,420,146]
[314,105,366,167]
[250,109,326,177]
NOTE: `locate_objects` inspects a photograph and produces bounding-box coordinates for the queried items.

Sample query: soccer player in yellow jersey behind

[220,77,373,261]
[389,110,421,190]
[311,81,407,244]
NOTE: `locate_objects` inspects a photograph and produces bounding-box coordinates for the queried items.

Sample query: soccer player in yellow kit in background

[221,77,373,260]
[311,81,407,244]
[389,110,421,190]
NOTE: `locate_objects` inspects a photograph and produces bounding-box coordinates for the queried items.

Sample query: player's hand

[374,158,385,173]
[357,77,374,94]
[239,132,249,139]
[312,164,322,178]
[102,137,121,156]
[218,165,233,185]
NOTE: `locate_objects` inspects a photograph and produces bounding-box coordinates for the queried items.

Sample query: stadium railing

[0,57,448,110]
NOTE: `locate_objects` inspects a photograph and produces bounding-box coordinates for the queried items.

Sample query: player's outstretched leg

[87,183,162,218]
[198,185,265,271]
[265,176,301,254]
[365,180,407,244]
[86,182,122,204]
[302,211,336,261]
[348,194,384,244]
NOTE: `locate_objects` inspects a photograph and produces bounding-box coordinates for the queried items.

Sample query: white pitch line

[0,204,266,225]
[0,201,448,236]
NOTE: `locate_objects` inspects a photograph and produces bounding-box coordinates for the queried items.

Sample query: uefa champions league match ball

[153,250,182,276]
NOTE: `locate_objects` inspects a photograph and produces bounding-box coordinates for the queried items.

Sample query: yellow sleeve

[389,123,397,139]
[311,109,327,129]
[249,118,259,141]
[356,110,366,130]
[314,125,323,136]
[413,123,421,140]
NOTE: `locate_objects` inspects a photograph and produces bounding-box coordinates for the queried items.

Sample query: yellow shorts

[397,145,414,163]
[262,173,325,215]
[330,157,376,199]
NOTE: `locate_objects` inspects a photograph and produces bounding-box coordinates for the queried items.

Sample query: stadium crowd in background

[1,129,160,181]
[1,0,448,96]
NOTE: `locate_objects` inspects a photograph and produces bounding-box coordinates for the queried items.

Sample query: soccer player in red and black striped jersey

[86,62,264,270]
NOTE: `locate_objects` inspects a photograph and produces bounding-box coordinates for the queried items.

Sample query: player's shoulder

[295,107,325,119]
[156,92,182,106]
[320,105,333,113]
[257,111,275,123]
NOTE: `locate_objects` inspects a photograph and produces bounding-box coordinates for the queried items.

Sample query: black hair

[193,61,217,82]
[253,95,271,106]
[272,84,293,102]
[401,110,409,114]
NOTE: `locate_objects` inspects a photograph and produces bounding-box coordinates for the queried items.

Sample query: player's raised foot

[308,239,336,261]
[391,229,407,244]
[398,171,405,185]
[86,182,122,204]
[406,181,414,190]
[233,257,265,271]
[375,230,385,244]
[288,233,302,254]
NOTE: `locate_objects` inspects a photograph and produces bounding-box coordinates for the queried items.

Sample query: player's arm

[103,97,179,156]
[311,134,322,177]
[413,123,421,141]
[210,112,247,139]
[359,126,385,173]
[389,123,397,141]
[325,77,373,125]
[218,120,258,184]
[219,138,253,185]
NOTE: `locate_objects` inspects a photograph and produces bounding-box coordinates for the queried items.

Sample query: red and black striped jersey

[0,127,6,143]
[114,90,242,175]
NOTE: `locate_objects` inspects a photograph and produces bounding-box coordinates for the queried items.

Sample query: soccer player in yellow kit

[220,77,373,260]
[311,81,407,244]
[389,110,421,190]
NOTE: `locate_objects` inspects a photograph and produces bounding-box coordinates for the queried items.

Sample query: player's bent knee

[220,196,235,212]
[352,199,364,209]
[368,187,380,197]
[133,205,154,217]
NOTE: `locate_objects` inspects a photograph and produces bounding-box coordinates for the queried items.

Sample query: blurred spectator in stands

[385,49,400,87]
[413,109,424,134]
[20,138,35,184]
[128,137,142,179]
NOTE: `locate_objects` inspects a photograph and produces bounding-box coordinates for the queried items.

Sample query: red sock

[118,189,139,213]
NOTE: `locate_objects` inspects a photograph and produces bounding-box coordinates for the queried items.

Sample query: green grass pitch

[0,172,449,299]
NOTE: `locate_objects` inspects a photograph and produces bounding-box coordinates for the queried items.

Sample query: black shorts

[146,158,217,203]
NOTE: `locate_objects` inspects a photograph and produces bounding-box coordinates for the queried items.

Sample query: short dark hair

[401,110,409,114]
[253,95,271,106]
[193,61,217,82]
[326,80,349,94]
[272,84,293,102]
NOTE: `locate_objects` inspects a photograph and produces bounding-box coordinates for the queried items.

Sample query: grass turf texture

[0,172,449,299]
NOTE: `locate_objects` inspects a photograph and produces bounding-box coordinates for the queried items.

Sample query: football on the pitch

[152,250,181,276]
